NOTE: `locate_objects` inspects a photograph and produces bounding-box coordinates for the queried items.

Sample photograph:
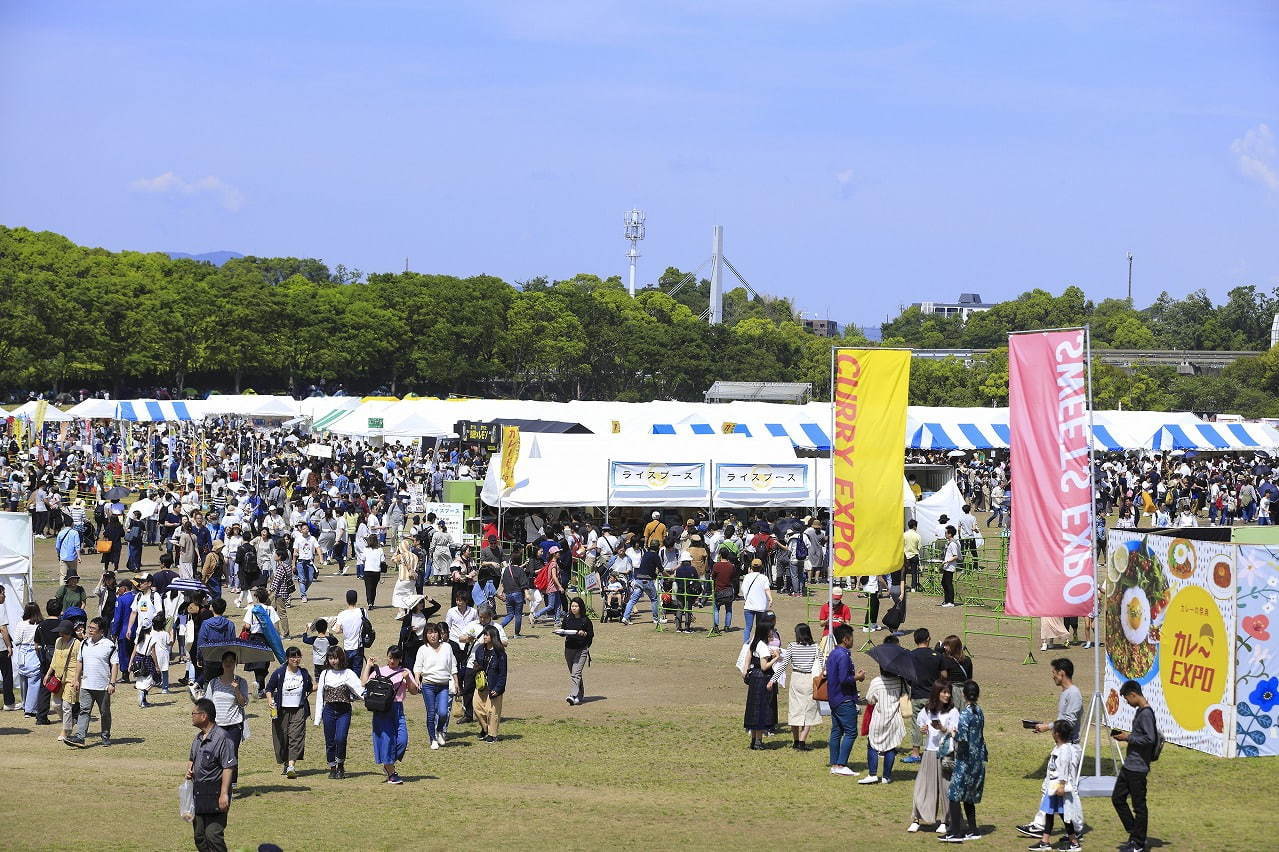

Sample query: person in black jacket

[265,647,313,779]
[472,625,507,742]
[1112,680,1159,852]
[561,596,594,705]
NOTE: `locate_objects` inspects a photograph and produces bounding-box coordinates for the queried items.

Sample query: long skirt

[743,668,777,732]
[911,751,949,824]
[787,669,822,727]
[1040,616,1070,642]
[371,703,408,765]
[272,705,307,763]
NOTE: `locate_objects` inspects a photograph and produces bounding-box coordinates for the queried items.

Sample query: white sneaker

[830,765,856,776]
[436,733,446,746]
[908,823,921,833]
[936,824,948,834]
[941,603,956,608]
[857,775,880,784]
[430,740,439,750]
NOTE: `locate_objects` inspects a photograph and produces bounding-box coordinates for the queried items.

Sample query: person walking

[266,647,313,779]
[332,590,367,677]
[499,557,529,638]
[908,680,958,834]
[710,548,736,635]
[739,558,773,644]
[940,526,959,608]
[67,616,118,748]
[314,646,365,778]
[186,697,235,852]
[859,668,907,785]
[361,535,384,608]
[1027,720,1084,852]
[561,596,593,706]
[904,627,942,763]
[363,647,420,784]
[621,542,663,627]
[205,651,249,792]
[941,680,988,842]
[1111,680,1159,852]
[11,602,42,717]
[472,624,508,742]
[43,619,82,741]
[412,624,457,750]
[825,623,863,773]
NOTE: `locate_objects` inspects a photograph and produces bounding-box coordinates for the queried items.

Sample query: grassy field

[0,542,1269,852]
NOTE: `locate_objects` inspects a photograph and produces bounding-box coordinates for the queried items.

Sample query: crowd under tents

[18,395,1279,454]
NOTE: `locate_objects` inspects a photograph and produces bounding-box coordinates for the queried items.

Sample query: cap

[212,540,225,550]
[139,573,153,583]
[679,551,692,562]
[601,524,612,530]
[651,511,660,519]
[831,587,844,598]
[56,619,75,634]
[750,558,764,569]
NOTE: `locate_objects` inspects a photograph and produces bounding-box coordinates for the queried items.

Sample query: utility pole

[1126,252,1133,304]
[708,225,724,325]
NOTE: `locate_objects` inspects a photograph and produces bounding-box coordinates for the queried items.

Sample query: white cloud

[1231,123,1279,194]
[129,171,245,211]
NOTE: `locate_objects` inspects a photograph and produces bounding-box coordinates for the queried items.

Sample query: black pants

[867,593,880,626]
[193,811,228,852]
[459,666,475,721]
[941,571,956,605]
[946,799,976,837]
[1112,768,1148,845]
[0,649,14,707]
[363,573,381,607]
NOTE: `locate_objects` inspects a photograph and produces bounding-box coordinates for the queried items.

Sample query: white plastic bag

[178,780,195,823]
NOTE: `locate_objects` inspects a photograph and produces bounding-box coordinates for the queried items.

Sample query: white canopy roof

[8,401,74,422]
[65,398,120,419]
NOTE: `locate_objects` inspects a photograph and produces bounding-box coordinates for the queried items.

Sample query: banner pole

[1079,323,1114,797]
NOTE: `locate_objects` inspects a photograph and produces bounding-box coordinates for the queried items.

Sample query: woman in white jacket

[1030,720,1083,851]
[859,669,907,784]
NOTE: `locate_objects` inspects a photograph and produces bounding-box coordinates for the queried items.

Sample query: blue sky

[2,1,1276,328]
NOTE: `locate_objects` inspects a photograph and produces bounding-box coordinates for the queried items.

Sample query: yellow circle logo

[1158,584,1228,731]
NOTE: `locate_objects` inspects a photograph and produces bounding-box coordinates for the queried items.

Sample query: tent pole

[605,458,611,526]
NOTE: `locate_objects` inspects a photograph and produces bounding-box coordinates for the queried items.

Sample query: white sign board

[0,512,34,628]
[415,502,465,542]
[608,461,708,506]
[304,443,333,459]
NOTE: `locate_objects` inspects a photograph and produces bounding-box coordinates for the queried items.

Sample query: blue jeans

[500,592,524,634]
[322,703,352,763]
[828,700,857,767]
[534,591,563,622]
[622,579,660,623]
[296,560,315,597]
[20,669,41,714]
[867,744,896,779]
[742,609,763,644]
[421,681,450,739]
[714,599,733,631]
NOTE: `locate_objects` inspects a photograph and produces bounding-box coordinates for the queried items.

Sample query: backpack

[363,670,397,713]
[795,534,808,561]
[882,597,907,631]
[360,608,376,649]
[533,562,552,592]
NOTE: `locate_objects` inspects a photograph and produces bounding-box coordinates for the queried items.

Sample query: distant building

[911,292,994,323]
[801,318,840,337]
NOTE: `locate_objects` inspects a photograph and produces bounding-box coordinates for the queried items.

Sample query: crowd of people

[0,422,1205,852]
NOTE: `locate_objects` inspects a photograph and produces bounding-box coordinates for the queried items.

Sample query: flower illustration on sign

[1244,614,1272,642]
[1250,677,1279,713]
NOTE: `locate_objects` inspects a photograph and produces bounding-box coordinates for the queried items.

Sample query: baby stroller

[601,579,626,623]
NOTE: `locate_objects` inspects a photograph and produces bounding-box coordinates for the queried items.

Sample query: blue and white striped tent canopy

[115,399,205,422]
[1152,421,1279,452]
[649,420,832,451]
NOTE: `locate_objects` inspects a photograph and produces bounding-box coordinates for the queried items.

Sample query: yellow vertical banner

[501,426,521,491]
[33,400,47,437]
[831,348,911,577]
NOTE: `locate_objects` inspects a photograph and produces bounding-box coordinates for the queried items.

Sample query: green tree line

[4,226,1278,416]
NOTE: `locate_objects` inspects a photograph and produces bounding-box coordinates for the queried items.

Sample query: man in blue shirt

[826,623,864,776]
[55,524,81,579]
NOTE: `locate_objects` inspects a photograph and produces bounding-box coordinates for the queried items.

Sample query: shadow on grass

[0,728,32,735]
[237,784,314,795]
[103,737,145,746]
[577,695,607,704]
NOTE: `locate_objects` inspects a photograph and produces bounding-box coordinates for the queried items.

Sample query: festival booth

[114,399,207,422]
[480,434,816,510]
[8,400,74,422]
[201,394,300,420]
[0,512,34,626]
[65,398,121,419]
[1104,527,1279,757]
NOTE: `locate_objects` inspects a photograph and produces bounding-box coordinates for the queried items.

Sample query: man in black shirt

[186,697,235,851]
[903,627,941,763]
[33,598,64,724]
[1112,680,1159,852]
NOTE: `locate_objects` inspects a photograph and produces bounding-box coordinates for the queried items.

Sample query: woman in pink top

[362,646,420,784]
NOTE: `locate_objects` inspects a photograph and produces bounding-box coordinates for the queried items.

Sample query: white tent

[0,512,34,627]
[482,434,810,509]
[65,398,120,419]
[201,394,300,418]
[115,399,207,422]
[9,400,74,422]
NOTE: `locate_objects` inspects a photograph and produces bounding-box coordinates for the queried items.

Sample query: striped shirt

[772,641,819,686]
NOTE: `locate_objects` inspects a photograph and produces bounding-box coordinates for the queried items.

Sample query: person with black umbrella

[860,638,913,784]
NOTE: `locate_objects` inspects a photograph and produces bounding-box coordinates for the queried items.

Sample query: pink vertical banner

[1005,329,1096,617]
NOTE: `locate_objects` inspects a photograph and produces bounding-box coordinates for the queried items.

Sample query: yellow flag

[12,418,26,450]
[501,426,521,491]
[831,349,911,577]
[33,400,47,437]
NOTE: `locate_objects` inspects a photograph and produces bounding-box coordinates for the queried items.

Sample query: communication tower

[624,209,646,296]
